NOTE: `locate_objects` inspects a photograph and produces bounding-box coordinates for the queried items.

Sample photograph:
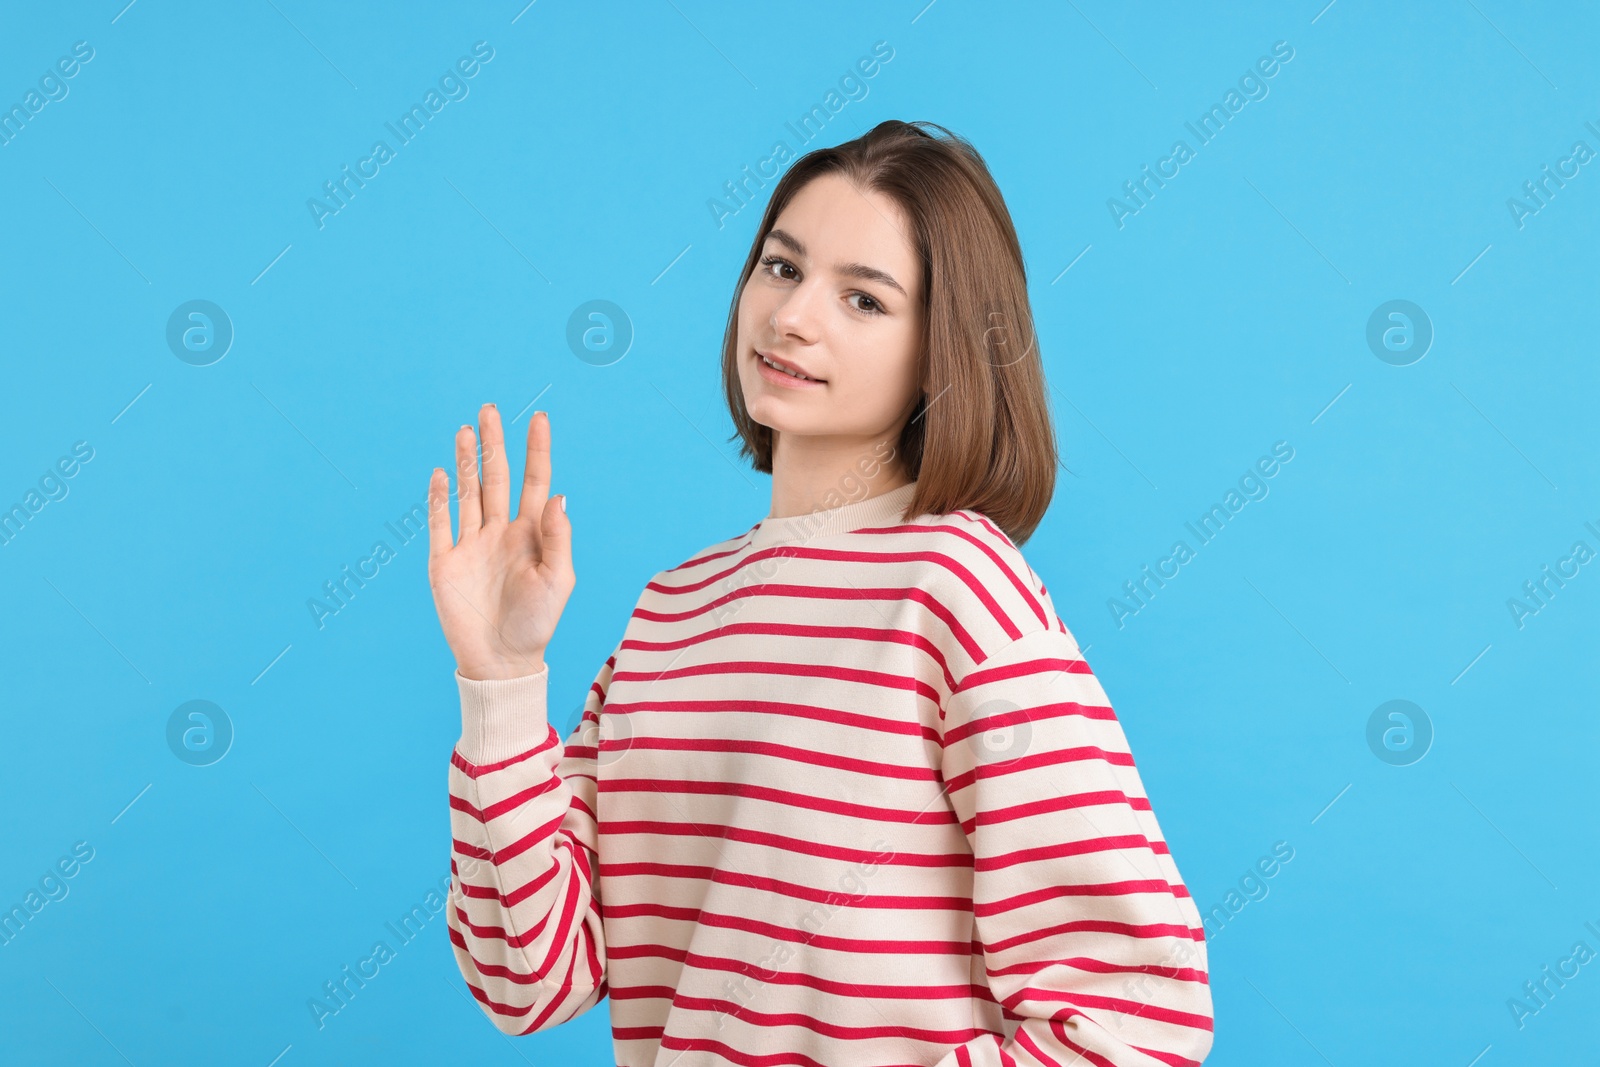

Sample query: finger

[479,402,510,524]
[539,490,572,580]
[516,411,551,524]
[427,467,452,559]
[456,424,482,537]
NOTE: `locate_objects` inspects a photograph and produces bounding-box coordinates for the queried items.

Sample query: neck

[766,431,911,520]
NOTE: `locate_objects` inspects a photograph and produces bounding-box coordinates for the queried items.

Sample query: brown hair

[720,119,1060,547]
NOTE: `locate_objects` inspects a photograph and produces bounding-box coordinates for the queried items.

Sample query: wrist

[455,665,551,765]
[457,654,547,682]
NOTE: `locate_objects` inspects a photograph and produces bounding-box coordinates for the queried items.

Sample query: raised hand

[427,405,573,681]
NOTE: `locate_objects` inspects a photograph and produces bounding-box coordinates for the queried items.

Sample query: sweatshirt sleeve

[445,643,622,1035]
[933,627,1214,1067]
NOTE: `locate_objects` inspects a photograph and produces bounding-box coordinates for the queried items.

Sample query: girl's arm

[426,403,595,1033]
[935,626,1215,1067]
[446,649,619,1033]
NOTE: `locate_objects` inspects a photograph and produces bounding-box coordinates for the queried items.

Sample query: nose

[769,278,824,340]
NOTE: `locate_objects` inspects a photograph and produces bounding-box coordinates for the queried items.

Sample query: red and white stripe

[446,498,1213,1066]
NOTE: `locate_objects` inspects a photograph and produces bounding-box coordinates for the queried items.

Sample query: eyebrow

[765,228,907,299]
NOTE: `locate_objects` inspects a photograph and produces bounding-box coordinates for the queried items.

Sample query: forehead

[768,173,921,296]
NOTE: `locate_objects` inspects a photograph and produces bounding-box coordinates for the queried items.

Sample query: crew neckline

[749,480,919,549]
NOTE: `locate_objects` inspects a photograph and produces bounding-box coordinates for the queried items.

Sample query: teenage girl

[430,120,1214,1067]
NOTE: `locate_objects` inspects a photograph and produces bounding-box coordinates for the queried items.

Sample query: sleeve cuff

[455,662,551,765]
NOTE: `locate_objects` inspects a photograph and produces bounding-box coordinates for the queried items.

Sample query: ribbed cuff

[455,662,551,765]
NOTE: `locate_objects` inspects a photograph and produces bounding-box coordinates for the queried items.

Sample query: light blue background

[2,2,1596,1063]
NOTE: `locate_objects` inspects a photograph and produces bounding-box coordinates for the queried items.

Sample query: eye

[759,254,797,281]
[759,254,885,316]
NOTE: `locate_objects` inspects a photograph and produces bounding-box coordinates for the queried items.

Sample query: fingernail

[535,410,546,420]
[486,402,496,409]
[559,494,567,514]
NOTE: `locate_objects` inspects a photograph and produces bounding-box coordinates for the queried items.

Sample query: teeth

[762,355,814,381]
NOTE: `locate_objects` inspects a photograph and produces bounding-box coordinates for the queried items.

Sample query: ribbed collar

[749,480,920,549]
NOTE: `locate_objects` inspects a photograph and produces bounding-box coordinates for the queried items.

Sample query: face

[735,172,925,460]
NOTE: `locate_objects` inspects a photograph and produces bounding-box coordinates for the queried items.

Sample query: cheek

[735,295,762,355]
[734,294,759,346]
[863,331,921,393]
[736,277,764,319]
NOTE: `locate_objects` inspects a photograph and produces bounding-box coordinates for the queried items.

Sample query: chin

[744,395,787,427]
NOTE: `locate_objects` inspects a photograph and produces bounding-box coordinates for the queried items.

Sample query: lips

[756,350,824,382]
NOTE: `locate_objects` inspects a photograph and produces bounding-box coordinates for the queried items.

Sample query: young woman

[430,120,1214,1067]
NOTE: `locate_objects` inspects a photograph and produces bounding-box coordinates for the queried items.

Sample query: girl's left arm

[934,626,1215,1067]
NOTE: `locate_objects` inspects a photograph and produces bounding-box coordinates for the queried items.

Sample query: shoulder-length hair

[720,119,1060,547]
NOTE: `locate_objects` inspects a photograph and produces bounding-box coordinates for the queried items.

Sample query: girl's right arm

[447,649,619,1032]
[428,404,605,1033]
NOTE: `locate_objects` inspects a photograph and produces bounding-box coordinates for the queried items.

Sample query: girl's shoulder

[900,507,1066,647]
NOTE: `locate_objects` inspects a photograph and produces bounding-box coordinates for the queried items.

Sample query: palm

[426,405,572,681]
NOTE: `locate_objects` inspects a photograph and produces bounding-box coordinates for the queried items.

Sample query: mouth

[755,350,825,386]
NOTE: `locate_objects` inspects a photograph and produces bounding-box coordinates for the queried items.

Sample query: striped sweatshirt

[446,480,1214,1066]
